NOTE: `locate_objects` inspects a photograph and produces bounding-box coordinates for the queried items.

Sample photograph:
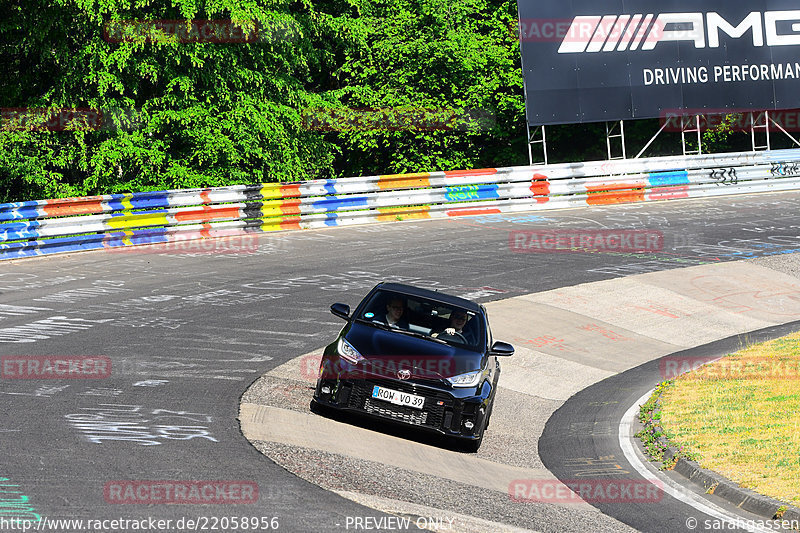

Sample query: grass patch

[658,331,800,505]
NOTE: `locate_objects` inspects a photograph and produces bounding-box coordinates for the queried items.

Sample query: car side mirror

[330,303,351,320]
[489,341,514,356]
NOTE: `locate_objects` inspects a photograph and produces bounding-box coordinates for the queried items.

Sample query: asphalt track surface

[2,192,800,532]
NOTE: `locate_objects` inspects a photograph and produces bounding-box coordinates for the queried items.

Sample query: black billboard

[518,0,800,125]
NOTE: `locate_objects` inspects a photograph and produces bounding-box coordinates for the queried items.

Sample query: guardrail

[3,149,800,260]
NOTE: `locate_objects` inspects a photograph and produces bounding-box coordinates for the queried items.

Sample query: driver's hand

[445,328,456,335]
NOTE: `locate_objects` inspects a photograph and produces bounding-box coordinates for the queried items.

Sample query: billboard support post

[681,116,702,156]
[634,121,669,159]
[527,124,548,165]
[605,121,626,160]
[750,112,771,152]
[765,111,800,149]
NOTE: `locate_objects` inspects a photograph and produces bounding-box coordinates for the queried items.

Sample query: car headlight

[447,370,482,388]
[337,337,365,364]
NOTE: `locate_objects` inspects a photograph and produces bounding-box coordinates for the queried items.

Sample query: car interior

[362,291,482,346]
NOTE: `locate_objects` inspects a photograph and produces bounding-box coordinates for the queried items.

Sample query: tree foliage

[316,0,526,175]
[0,0,526,202]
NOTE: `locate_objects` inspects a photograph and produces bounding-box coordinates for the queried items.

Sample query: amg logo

[558,11,800,53]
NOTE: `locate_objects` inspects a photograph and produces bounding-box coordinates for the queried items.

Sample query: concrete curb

[636,397,800,523]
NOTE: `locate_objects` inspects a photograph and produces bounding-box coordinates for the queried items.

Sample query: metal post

[527,124,548,165]
[634,120,669,159]
[605,120,626,160]
[768,111,800,148]
[766,110,772,151]
[681,115,702,155]
[696,115,702,154]
[526,122,533,165]
[750,111,770,152]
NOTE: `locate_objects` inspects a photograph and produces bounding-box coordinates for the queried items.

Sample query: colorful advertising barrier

[2,149,800,260]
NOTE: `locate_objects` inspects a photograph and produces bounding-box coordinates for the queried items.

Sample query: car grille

[363,398,429,425]
[344,379,450,429]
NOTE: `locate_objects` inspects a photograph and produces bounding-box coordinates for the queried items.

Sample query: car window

[357,289,484,348]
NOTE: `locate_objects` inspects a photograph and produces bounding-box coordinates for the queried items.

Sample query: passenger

[376,296,410,329]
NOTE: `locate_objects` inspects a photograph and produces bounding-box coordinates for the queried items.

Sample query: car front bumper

[313,374,491,441]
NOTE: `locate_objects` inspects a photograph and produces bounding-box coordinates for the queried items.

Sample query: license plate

[371,385,425,410]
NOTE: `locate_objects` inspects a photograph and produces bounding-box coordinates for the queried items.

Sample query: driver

[432,310,473,343]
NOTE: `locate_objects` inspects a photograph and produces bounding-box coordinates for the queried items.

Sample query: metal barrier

[2,149,800,260]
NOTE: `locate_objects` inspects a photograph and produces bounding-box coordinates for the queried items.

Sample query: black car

[312,282,514,451]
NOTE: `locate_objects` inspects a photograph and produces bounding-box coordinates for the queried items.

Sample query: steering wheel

[437,331,468,343]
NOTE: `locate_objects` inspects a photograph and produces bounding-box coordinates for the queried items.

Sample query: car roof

[375,282,483,313]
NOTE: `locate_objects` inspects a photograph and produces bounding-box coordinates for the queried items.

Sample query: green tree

[310,0,527,176]
[0,0,527,203]
[0,0,343,201]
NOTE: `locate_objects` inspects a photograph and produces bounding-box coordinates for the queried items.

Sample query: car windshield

[356,289,484,349]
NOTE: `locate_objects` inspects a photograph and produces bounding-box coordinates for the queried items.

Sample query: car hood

[344,321,483,380]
